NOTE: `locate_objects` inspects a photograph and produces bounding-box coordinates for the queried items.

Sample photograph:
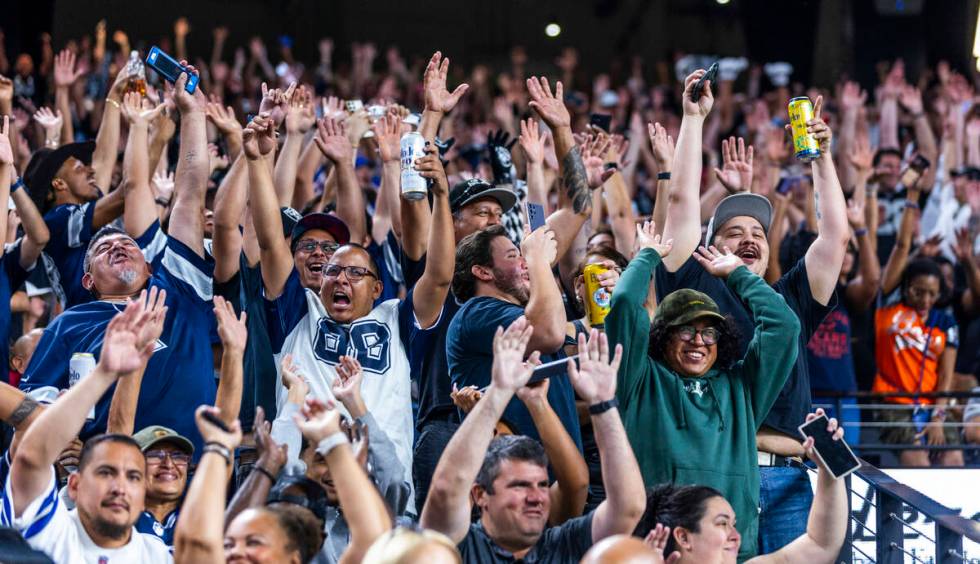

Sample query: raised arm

[9,301,155,516]
[418,52,469,143]
[276,85,315,207]
[211,155,248,283]
[568,330,645,541]
[0,117,13,251]
[803,97,850,306]
[370,112,403,243]
[91,68,129,191]
[899,85,938,190]
[120,92,166,238]
[170,65,210,256]
[421,317,540,543]
[521,227,567,353]
[52,50,81,146]
[520,118,550,213]
[174,406,243,564]
[648,122,675,239]
[881,185,921,295]
[314,117,365,244]
[843,197,880,312]
[224,408,288,528]
[243,115,293,299]
[214,296,246,426]
[294,398,392,564]
[661,70,715,272]
[411,145,453,328]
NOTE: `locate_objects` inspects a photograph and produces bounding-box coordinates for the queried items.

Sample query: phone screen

[589,113,612,132]
[798,415,861,479]
[526,202,546,232]
[527,355,577,385]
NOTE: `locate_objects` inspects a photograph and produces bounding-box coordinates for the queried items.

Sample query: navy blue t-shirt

[446,296,583,450]
[40,203,95,308]
[0,241,35,374]
[655,257,835,436]
[20,234,217,458]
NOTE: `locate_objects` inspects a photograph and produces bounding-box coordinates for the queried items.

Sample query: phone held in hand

[589,113,612,132]
[526,201,547,232]
[909,154,931,173]
[527,355,579,385]
[798,414,861,480]
[690,62,719,102]
[146,46,199,94]
[202,410,232,433]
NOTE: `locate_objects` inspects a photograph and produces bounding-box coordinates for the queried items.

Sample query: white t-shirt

[1,467,173,563]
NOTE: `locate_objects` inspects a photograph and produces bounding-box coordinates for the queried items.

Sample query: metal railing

[836,459,980,563]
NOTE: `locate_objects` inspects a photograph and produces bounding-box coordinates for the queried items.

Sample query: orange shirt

[873,303,958,405]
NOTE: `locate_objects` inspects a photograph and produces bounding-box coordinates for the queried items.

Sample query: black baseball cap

[449,178,517,214]
[268,475,329,521]
[281,207,302,238]
[950,166,980,181]
[24,141,96,214]
[290,212,350,253]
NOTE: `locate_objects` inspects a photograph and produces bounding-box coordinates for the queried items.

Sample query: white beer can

[69,352,97,420]
[400,132,428,200]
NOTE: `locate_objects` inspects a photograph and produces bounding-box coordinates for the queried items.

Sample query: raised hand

[205,97,242,138]
[839,81,867,112]
[423,52,469,114]
[100,300,154,375]
[898,84,924,115]
[693,245,743,279]
[490,316,541,393]
[314,117,354,164]
[802,409,846,471]
[320,96,345,121]
[0,75,12,107]
[253,407,288,477]
[713,136,754,194]
[515,378,550,409]
[763,125,790,164]
[195,405,243,451]
[647,122,675,170]
[520,226,558,266]
[173,61,206,114]
[635,220,673,257]
[805,96,832,154]
[916,233,942,258]
[344,109,371,147]
[414,145,449,197]
[519,118,545,164]
[643,524,682,564]
[152,171,176,203]
[280,353,310,404]
[952,227,976,264]
[845,197,866,230]
[33,107,63,139]
[241,114,276,160]
[487,129,517,184]
[294,397,343,443]
[567,329,622,405]
[132,287,168,364]
[53,49,84,88]
[681,69,713,118]
[0,116,12,165]
[371,112,401,164]
[285,84,316,134]
[259,81,295,127]
[451,384,484,414]
[214,295,248,354]
[120,91,166,127]
[581,133,615,188]
[330,355,364,413]
[526,76,571,129]
[850,135,874,177]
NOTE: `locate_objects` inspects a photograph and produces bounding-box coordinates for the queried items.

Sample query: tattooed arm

[170,67,210,257]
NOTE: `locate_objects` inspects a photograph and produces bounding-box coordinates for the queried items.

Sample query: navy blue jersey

[20,233,216,457]
[0,241,35,374]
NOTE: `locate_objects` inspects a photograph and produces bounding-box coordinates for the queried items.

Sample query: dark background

[2,0,978,90]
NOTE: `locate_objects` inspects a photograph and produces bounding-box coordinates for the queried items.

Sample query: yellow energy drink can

[788,97,821,162]
[583,264,612,327]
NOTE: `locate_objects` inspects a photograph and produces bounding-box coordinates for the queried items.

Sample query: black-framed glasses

[323,264,378,281]
[295,240,341,255]
[145,450,191,466]
[675,325,720,346]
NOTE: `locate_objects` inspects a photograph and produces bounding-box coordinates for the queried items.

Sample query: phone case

[146,46,199,94]
[798,416,861,480]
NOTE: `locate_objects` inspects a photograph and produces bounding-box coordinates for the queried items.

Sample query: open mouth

[307,262,324,274]
[154,470,179,482]
[683,349,707,362]
[109,250,130,265]
[331,290,352,308]
[734,247,758,263]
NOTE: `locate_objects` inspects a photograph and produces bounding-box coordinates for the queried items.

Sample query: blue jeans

[757,465,814,554]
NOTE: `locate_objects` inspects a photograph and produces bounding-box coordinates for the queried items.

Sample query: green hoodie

[607,248,801,559]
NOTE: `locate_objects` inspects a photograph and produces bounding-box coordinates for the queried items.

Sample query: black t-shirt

[458,514,594,563]
[214,254,279,430]
[655,257,835,436]
[402,253,461,428]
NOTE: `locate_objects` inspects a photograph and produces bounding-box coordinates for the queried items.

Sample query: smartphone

[798,414,861,480]
[346,99,364,113]
[527,355,578,385]
[690,62,719,102]
[909,154,931,173]
[775,176,798,195]
[589,113,612,132]
[526,201,547,232]
[202,410,232,433]
[146,46,199,94]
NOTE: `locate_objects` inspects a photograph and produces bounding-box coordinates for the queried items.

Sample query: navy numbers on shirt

[313,317,392,373]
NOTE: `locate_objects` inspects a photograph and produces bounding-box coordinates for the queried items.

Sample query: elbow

[30,230,50,248]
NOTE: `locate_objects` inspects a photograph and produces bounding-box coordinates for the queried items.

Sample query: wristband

[932,408,948,421]
[657,171,671,181]
[10,176,24,193]
[588,397,619,415]
[315,432,348,456]
[252,465,276,483]
[106,98,121,109]
[155,197,171,207]
[853,228,868,237]
[903,200,920,211]
[203,442,232,466]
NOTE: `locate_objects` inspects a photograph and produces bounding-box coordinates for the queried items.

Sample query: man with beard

[2,300,172,563]
[247,111,455,518]
[19,68,217,456]
[654,70,849,555]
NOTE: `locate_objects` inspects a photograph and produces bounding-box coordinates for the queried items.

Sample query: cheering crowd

[0,17,977,564]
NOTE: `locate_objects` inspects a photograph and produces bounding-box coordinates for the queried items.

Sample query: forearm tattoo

[8,397,40,427]
[562,147,592,215]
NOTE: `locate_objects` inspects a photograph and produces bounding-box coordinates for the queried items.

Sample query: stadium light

[974,3,980,57]
[545,22,561,37]
[717,0,731,4]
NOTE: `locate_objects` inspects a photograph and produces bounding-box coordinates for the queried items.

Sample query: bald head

[581,535,661,564]
[10,329,44,373]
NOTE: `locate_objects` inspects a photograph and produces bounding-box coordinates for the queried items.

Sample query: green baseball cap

[133,425,194,454]
[655,289,726,328]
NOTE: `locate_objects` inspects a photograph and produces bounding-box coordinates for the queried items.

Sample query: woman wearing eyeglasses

[605,221,801,559]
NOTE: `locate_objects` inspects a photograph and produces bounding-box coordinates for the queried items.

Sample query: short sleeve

[773,258,836,343]
[45,203,95,255]
[264,269,308,353]
[940,314,959,349]
[1,467,67,542]
[135,220,167,266]
[653,256,706,301]
[159,236,215,303]
[540,513,595,560]
[3,240,34,290]
[452,300,522,366]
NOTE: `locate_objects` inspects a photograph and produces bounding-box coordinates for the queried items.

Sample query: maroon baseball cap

[290,212,350,252]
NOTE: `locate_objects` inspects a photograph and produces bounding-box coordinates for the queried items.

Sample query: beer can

[583,264,612,327]
[788,97,821,162]
[400,131,428,200]
[69,353,97,420]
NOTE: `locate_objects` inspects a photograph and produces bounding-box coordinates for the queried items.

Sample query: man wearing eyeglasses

[132,426,194,546]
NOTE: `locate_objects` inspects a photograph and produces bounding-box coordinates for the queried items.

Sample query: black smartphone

[526,201,547,232]
[798,414,861,480]
[527,355,578,385]
[146,46,199,93]
[775,176,797,195]
[589,113,612,132]
[909,154,931,173]
[202,410,231,433]
[690,62,719,102]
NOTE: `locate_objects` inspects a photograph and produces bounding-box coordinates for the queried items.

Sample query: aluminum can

[788,97,821,162]
[69,353,97,420]
[583,264,612,327]
[400,131,428,200]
